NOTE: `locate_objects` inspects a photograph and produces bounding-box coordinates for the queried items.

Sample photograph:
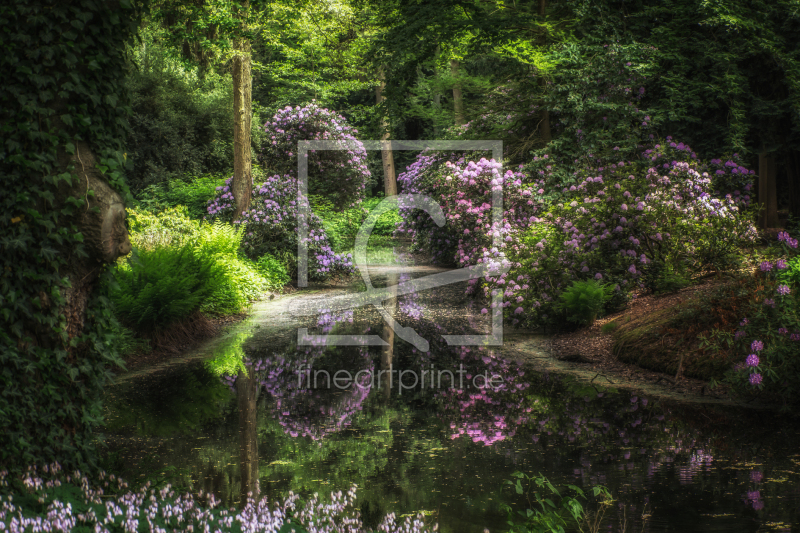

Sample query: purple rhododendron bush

[719,234,800,402]
[0,464,436,533]
[258,103,370,210]
[399,139,759,328]
[207,175,354,280]
[205,103,371,280]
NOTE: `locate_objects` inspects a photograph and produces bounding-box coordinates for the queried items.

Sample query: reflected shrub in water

[0,465,436,533]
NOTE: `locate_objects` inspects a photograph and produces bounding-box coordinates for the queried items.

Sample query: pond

[103,250,800,533]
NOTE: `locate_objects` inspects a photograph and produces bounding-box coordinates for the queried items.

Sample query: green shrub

[313,196,401,252]
[777,255,800,288]
[134,175,228,219]
[501,471,611,533]
[127,206,201,249]
[556,280,614,326]
[111,244,221,331]
[256,254,291,291]
[112,210,270,330]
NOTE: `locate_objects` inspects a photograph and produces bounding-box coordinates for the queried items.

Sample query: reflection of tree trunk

[237,368,258,504]
[759,150,779,228]
[538,0,551,145]
[231,10,252,220]
[451,59,465,127]
[376,66,397,196]
[381,271,399,401]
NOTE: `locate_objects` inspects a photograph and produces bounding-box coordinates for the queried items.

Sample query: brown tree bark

[537,0,551,144]
[758,150,780,228]
[451,59,465,127]
[237,368,259,504]
[787,151,800,221]
[376,66,397,196]
[231,25,252,220]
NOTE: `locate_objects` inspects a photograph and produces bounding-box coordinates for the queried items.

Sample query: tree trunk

[759,150,779,229]
[538,0,551,144]
[53,139,132,352]
[787,151,800,221]
[232,34,252,220]
[237,368,259,504]
[376,66,398,196]
[433,45,442,137]
[451,59,465,127]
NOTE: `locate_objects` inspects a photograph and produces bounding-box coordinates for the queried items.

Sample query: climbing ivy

[0,0,142,474]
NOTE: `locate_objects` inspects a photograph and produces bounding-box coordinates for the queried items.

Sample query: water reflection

[103,259,800,532]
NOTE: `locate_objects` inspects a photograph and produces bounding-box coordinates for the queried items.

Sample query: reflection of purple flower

[750,470,763,483]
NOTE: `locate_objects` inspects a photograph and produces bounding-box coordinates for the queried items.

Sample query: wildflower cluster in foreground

[0,464,437,533]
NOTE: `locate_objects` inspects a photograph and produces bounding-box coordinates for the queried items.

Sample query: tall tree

[450,59,465,127]
[231,0,252,219]
[1,0,139,473]
[376,65,398,196]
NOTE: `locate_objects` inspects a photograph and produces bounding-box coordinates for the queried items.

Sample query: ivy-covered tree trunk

[376,66,398,196]
[232,25,252,219]
[451,59,465,127]
[1,0,138,474]
[56,139,132,346]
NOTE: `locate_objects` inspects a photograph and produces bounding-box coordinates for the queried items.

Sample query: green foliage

[314,196,401,252]
[641,261,693,295]
[0,0,140,475]
[557,280,613,326]
[113,211,270,331]
[134,175,228,219]
[600,321,619,334]
[125,29,236,192]
[112,244,219,331]
[776,256,800,289]
[501,472,611,533]
[255,254,290,291]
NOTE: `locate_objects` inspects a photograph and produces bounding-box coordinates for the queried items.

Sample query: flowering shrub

[397,154,541,308]
[258,103,370,209]
[207,175,354,280]
[509,141,757,327]
[398,139,757,329]
[724,233,800,405]
[0,464,436,533]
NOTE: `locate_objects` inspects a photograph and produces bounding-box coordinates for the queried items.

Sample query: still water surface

[104,254,800,532]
